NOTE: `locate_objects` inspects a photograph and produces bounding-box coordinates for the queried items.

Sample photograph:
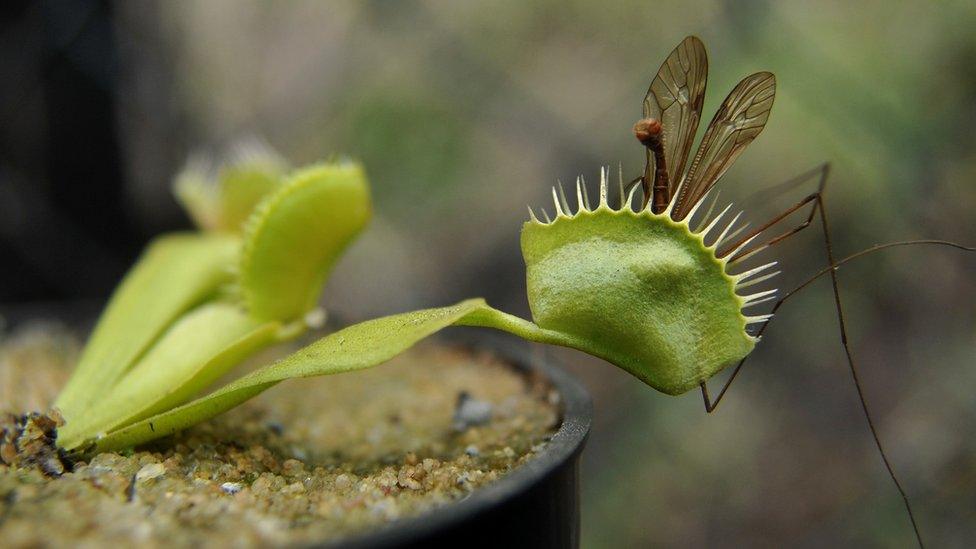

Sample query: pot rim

[328,332,593,549]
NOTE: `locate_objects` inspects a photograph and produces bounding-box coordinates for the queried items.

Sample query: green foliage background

[112,1,976,545]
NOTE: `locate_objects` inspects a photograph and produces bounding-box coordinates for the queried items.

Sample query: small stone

[370,498,397,520]
[452,391,493,431]
[1,441,16,464]
[334,474,352,491]
[221,482,243,494]
[282,459,304,476]
[135,463,165,482]
[40,456,65,476]
[397,467,422,490]
[251,475,273,494]
[464,445,480,457]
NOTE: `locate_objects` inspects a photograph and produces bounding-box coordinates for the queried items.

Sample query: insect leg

[702,163,834,412]
[623,176,643,198]
[702,204,973,548]
[701,238,975,411]
[802,194,925,547]
[703,164,833,411]
[717,163,830,261]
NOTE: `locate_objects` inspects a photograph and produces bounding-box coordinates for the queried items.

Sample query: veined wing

[673,72,776,220]
[643,36,708,192]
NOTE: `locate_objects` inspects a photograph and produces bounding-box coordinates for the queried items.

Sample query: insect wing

[674,72,776,220]
[642,35,708,191]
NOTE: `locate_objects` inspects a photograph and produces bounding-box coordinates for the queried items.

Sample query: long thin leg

[717,163,830,261]
[701,237,974,411]
[814,195,924,546]
[700,202,974,548]
[703,162,834,409]
[739,162,833,206]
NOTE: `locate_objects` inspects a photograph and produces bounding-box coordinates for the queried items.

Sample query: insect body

[631,36,775,219]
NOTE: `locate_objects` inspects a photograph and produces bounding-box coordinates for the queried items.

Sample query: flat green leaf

[240,161,371,322]
[58,302,279,450]
[84,299,485,454]
[55,233,240,421]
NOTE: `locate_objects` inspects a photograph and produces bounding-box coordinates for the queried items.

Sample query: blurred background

[2,0,974,546]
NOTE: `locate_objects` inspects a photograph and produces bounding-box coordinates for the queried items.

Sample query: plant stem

[454,304,580,349]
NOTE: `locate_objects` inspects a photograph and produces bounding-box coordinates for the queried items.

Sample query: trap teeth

[625,183,640,211]
[724,222,750,243]
[736,270,780,290]
[744,313,773,325]
[599,167,609,208]
[735,261,778,283]
[576,177,586,212]
[691,189,721,232]
[727,233,760,258]
[713,211,743,249]
[699,203,733,240]
[684,187,708,220]
[577,176,592,211]
[551,187,565,217]
[741,289,778,308]
[557,181,571,214]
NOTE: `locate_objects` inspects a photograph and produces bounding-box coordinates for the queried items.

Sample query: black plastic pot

[331,335,593,549]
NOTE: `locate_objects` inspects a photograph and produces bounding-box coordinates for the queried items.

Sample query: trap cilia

[8,36,972,546]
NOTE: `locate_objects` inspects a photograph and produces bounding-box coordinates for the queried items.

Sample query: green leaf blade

[55,233,240,421]
[85,299,486,454]
[58,302,279,450]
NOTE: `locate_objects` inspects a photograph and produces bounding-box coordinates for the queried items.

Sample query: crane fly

[622,35,975,548]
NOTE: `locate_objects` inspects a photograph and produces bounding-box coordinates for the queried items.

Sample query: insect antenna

[699,163,975,548]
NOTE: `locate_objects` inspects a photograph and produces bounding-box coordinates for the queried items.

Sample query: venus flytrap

[47,37,972,548]
[81,168,758,453]
[59,38,965,464]
[55,151,371,452]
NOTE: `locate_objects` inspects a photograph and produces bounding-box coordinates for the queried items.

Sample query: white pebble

[221,482,243,494]
[453,393,493,430]
[135,463,166,482]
